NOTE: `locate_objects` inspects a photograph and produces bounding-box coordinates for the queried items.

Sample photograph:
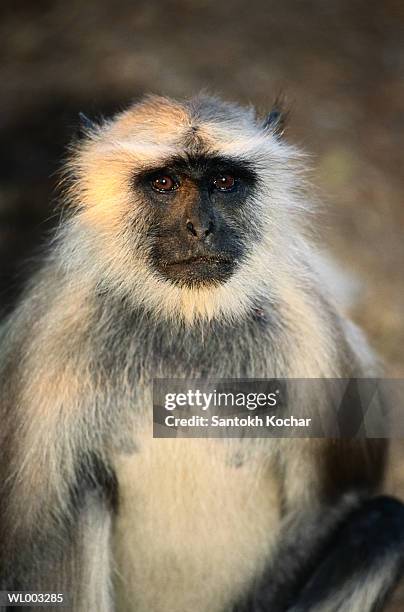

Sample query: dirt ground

[1,0,403,607]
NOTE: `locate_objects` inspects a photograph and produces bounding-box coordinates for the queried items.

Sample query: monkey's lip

[165,254,234,267]
[157,253,237,286]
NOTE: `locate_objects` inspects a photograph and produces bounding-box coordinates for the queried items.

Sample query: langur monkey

[0,94,403,612]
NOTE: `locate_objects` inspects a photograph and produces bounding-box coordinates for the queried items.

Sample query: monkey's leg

[288,496,404,612]
[235,496,404,612]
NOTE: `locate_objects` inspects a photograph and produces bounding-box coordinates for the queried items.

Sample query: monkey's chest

[111,436,280,612]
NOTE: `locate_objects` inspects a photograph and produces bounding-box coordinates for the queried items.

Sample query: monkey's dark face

[135,155,258,288]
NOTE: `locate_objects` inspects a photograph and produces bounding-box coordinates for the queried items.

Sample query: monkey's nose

[186,219,215,240]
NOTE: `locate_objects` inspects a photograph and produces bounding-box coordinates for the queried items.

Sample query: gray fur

[0,94,400,611]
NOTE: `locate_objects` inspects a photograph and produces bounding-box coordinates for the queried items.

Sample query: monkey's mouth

[167,254,234,267]
[157,253,237,286]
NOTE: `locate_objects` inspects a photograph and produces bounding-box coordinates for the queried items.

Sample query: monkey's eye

[150,174,179,193]
[213,175,236,192]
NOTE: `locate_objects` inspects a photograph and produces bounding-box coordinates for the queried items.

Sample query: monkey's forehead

[116,95,257,134]
[96,94,274,159]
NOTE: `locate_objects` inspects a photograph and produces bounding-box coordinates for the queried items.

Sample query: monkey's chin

[157,258,237,288]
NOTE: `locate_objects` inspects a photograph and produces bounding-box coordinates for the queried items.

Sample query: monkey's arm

[235,495,404,612]
[0,450,116,612]
[0,354,116,609]
[0,286,119,610]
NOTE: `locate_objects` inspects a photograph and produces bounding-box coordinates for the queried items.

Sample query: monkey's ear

[262,100,289,139]
[78,112,97,135]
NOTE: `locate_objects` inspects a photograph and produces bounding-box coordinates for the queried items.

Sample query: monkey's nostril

[186,221,197,236]
[186,219,214,238]
[205,221,215,237]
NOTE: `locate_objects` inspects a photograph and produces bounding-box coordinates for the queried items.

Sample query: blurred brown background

[1,0,403,607]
